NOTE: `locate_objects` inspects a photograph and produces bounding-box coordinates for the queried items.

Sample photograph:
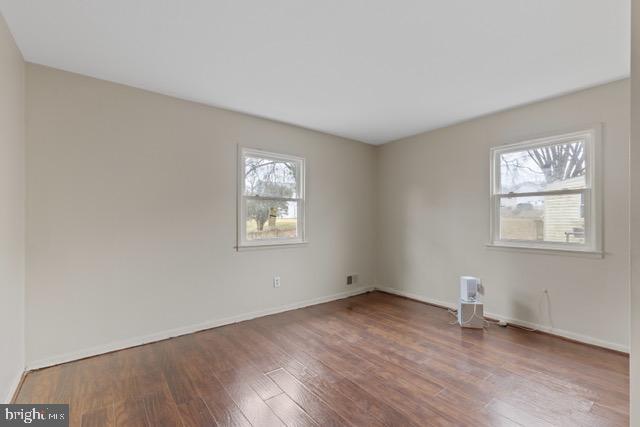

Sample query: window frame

[488,126,603,255]
[237,146,306,249]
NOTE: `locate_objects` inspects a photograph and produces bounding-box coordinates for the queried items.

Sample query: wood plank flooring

[14,291,629,426]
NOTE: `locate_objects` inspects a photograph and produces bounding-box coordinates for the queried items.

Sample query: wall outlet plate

[273,276,281,288]
[346,274,358,286]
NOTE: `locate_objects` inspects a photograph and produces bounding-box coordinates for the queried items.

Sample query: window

[238,147,305,247]
[489,127,602,253]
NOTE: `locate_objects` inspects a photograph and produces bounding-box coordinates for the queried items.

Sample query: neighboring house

[500,176,584,242]
[543,176,585,243]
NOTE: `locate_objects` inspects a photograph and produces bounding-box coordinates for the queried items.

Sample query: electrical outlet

[346,274,358,286]
[273,276,281,288]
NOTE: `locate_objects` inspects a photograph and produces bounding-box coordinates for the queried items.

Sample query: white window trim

[237,146,306,249]
[488,125,603,255]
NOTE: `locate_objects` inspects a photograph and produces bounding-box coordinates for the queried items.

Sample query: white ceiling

[0,1,630,144]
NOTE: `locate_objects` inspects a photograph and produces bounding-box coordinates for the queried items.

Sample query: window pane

[499,140,586,193]
[244,155,298,198]
[500,194,585,243]
[246,199,299,241]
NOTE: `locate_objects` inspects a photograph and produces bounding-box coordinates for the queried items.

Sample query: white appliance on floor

[458,276,484,329]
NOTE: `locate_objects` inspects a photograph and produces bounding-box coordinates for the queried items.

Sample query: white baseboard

[375,286,629,353]
[4,370,24,404]
[26,284,626,371]
[376,286,457,310]
[27,286,374,371]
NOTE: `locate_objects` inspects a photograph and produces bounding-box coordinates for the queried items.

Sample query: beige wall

[25,64,376,367]
[23,56,633,373]
[376,80,630,351]
[0,13,25,402]
[630,0,639,422]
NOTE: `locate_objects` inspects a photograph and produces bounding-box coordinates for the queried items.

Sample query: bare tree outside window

[239,149,305,246]
[500,141,586,193]
[491,129,599,252]
[244,158,296,232]
[527,142,585,183]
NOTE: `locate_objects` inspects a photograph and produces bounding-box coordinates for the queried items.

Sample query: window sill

[236,241,308,251]
[486,243,603,258]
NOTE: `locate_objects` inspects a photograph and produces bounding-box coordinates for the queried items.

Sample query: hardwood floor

[14,291,629,426]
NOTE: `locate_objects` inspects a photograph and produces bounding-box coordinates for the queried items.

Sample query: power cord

[448,280,543,333]
[448,303,491,328]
